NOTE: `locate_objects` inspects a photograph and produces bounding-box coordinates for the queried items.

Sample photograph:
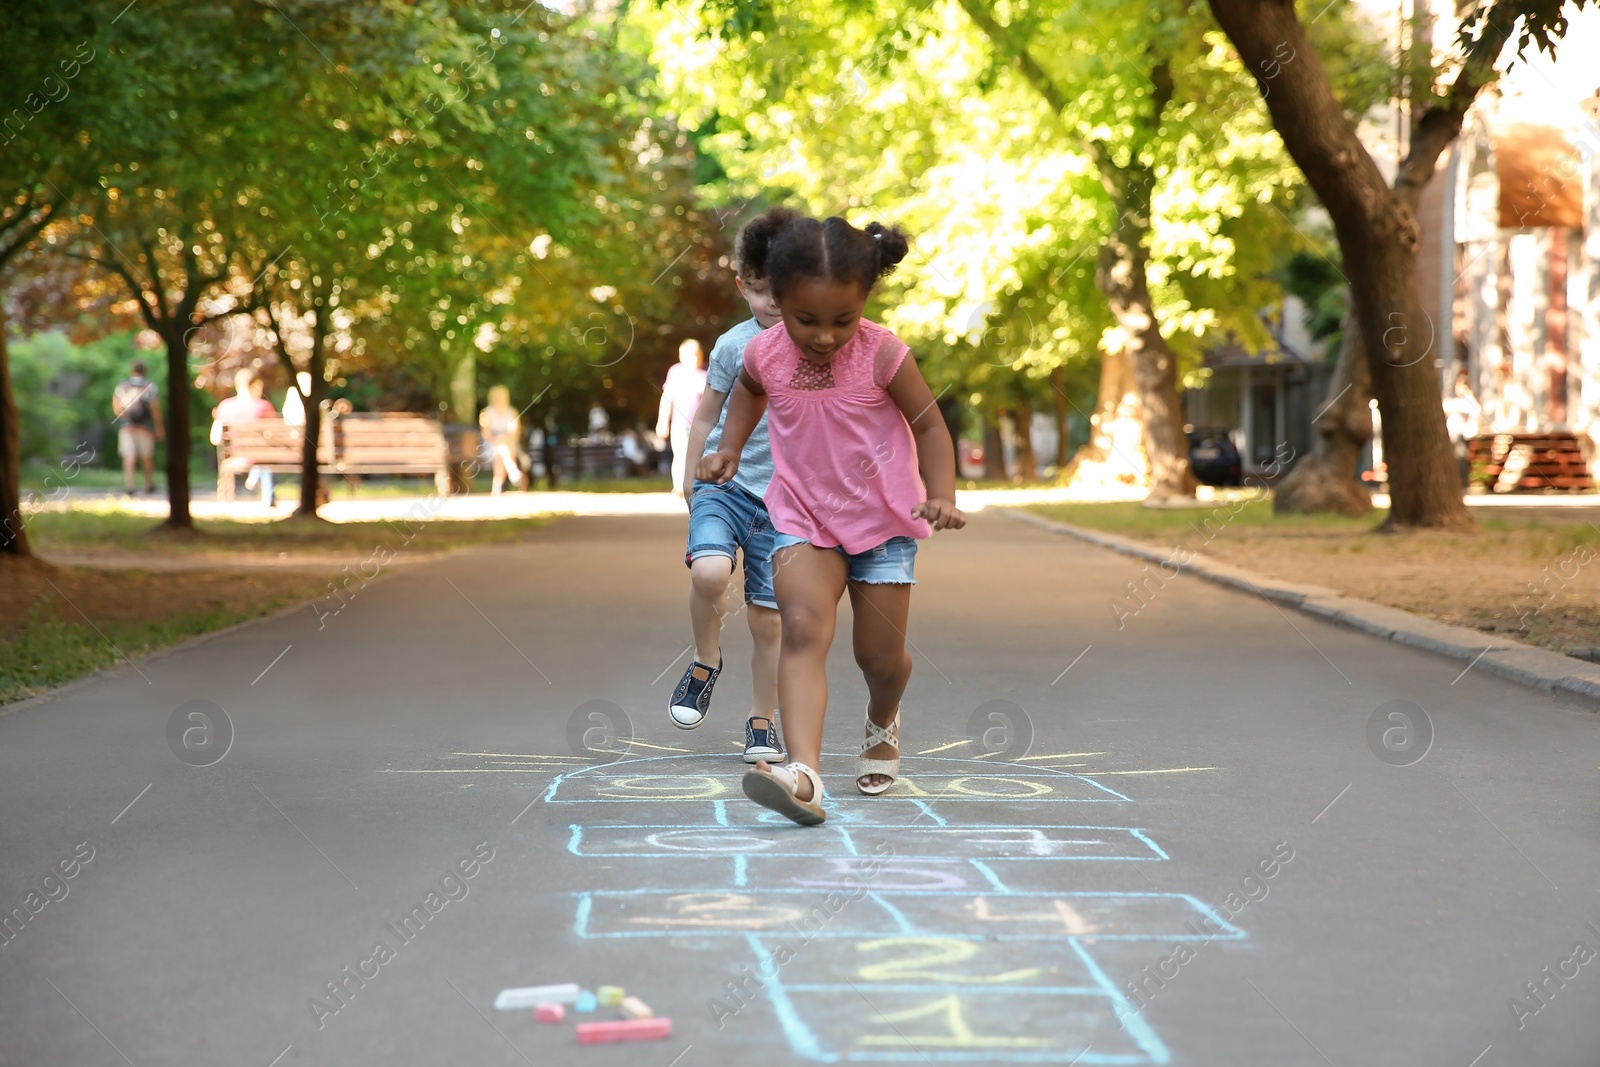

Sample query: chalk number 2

[857,937,1043,985]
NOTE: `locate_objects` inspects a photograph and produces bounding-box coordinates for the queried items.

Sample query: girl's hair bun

[863,221,910,277]
[765,214,915,299]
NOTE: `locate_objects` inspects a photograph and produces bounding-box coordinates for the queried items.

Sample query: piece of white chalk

[494,983,581,1010]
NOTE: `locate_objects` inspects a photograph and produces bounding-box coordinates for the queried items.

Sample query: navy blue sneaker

[669,657,721,729]
[744,716,787,764]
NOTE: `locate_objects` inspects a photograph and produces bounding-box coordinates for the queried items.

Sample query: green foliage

[1457,0,1596,62]
[1276,250,1346,353]
[8,330,144,464]
[7,333,76,463]
[635,0,1359,417]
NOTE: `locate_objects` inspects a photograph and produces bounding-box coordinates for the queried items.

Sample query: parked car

[1188,427,1242,486]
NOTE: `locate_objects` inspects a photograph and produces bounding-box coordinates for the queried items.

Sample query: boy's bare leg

[747,604,780,716]
[689,555,734,667]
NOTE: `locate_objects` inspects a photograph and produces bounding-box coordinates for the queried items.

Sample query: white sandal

[856,706,900,796]
[742,761,825,825]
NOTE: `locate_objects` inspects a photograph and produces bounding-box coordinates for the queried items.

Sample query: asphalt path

[2,511,1598,1066]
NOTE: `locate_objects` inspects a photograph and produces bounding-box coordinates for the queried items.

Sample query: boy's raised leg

[670,555,734,729]
[688,556,733,667]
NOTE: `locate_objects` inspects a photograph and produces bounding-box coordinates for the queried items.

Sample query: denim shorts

[770,532,918,585]
[686,481,777,609]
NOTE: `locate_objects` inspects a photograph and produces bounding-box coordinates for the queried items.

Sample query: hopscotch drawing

[542,753,1242,1063]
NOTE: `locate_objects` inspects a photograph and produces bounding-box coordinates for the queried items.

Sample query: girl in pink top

[698,213,965,825]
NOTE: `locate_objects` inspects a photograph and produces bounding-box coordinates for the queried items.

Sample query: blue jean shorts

[686,481,777,609]
[770,532,918,585]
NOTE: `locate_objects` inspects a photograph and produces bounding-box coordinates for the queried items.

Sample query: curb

[1002,508,1600,706]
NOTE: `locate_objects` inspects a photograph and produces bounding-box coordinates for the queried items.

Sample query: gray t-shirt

[702,317,773,497]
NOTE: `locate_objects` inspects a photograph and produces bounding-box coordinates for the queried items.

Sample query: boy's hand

[913,498,965,531]
[697,450,739,485]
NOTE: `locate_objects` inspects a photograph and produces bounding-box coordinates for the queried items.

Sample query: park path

[2,512,1598,1066]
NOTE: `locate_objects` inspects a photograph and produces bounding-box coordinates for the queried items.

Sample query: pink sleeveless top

[743,319,931,554]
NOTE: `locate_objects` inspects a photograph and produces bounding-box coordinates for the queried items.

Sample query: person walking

[112,360,164,496]
[479,385,528,494]
[658,339,707,497]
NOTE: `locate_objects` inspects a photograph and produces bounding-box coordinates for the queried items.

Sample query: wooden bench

[1467,432,1595,492]
[330,414,451,494]
[217,414,450,499]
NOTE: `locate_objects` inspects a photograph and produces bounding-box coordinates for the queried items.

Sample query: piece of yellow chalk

[596,986,625,1006]
[619,995,652,1019]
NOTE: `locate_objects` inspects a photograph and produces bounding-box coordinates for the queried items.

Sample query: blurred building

[1185,2,1600,483]
[1404,2,1600,478]
[1183,297,1331,477]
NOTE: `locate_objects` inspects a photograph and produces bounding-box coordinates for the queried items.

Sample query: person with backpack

[112,360,164,497]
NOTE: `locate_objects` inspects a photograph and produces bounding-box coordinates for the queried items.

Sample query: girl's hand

[914,498,966,531]
[697,450,739,485]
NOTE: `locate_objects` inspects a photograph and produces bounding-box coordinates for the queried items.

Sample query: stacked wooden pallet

[1467,432,1595,492]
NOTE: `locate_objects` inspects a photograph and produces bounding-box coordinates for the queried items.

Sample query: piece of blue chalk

[576,990,598,1013]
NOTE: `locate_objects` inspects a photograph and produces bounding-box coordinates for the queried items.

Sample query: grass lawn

[312,474,674,497]
[1026,499,1600,655]
[1,567,327,705]
[23,508,551,558]
[4,511,556,706]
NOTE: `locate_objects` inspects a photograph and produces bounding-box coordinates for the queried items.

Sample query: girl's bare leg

[770,545,849,800]
[847,580,913,791]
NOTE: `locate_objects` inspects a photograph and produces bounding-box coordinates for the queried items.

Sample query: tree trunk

[161,328,193,530]
[1059,347,1147,487]
[1012,397,1037,482]
[541,416,560,488]
[1273,313,1374,516]
[0,303,30,556]
[294,388,325,519]
[949,0,1191,499]
[1050,366,1070,470]
[982,409,1007,480]
[1206,0,1472,530]
[1095,211,1196,499]
[293,337,327,520]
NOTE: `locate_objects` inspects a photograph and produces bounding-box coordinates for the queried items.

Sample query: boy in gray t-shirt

[668,209,796,762]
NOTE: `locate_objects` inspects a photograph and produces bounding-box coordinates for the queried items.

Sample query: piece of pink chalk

[533,1003,565,1023]
[575,1018,673,1044]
